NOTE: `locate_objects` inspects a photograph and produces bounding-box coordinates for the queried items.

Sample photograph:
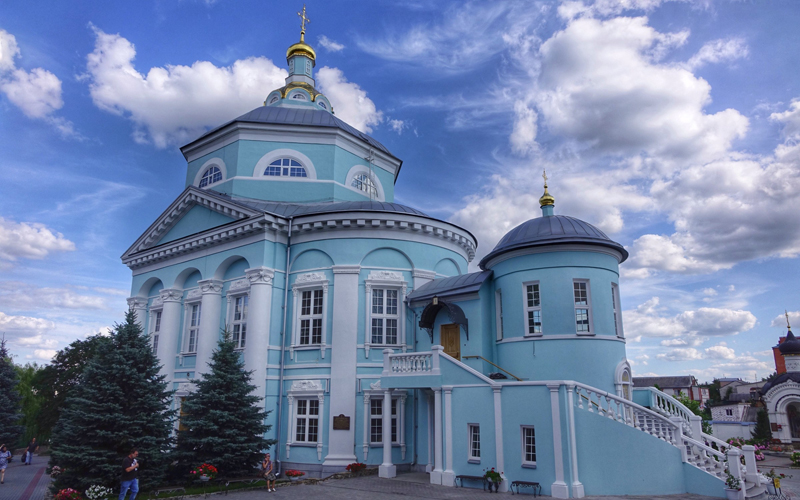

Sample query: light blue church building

[124,24,760,498]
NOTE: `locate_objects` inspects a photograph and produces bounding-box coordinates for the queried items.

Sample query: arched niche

[138,277,164,298]
[214,256,252,281]
[434,258,462,277]
[290,249,335,272]
[361,247,413,270]
[173,267,203,289]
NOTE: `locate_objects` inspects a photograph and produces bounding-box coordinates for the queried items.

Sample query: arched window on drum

[351,173,378,198]
[199,166,223,187]
[264,158,307,178]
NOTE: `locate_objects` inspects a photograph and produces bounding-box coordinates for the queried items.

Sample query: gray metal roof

[633,376,696,388]
[479,215,628,269]
[229,197,430,218]
[761,372,800,394]
[184,106,394,157]
[408,271,493,302]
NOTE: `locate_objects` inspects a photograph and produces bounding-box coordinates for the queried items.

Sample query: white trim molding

[252,148,318,180]
[286,379,325,460]
[291,272,330,360]
[364,270,407,358]
[345,164,386,201]
[193,157,228,188]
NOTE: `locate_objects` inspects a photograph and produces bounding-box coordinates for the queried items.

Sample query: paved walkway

[759,453,799,497]
[1,454,52,500]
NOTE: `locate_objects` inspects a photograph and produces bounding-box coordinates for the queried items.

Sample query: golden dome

[539,169,555,207]
[286,41,316,64]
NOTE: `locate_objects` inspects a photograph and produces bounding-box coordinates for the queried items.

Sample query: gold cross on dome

[788,310,792,329]
[542,169,549,186]
[298,5,310,36]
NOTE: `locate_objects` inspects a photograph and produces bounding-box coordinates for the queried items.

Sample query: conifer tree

[50,310,174,492]
[752,407,773,442]
[175,331,274,478]
[0,337,24,447]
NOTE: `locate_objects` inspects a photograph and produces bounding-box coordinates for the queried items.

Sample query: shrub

[55,488,82,500]
[345,462,366,473]
[85,485,113,500]
[190,463,218,479]
[285,469,305,478]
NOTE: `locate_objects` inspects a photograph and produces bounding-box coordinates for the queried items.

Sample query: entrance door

[441,324,461,360]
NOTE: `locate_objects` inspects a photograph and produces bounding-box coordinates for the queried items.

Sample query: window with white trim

[199,166,222,187]
[184,303,200,353]
[352,173,378,198]
[370,398,398,444]
[231,295,248,349]
[264,158,307,177]
[495,289,503,341]
[299,289,323,345]
[573,280,592,334]
[468,424,480,462]
[611,283,623,338]
[371,288,399,345]
[521,426,536,466]
[524,282,542,335]
[295,398,320,443]
[151,311,162,355]
[725,408,733,416]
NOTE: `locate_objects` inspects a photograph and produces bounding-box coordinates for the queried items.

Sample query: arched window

[352,173,378,198]
[291,92,308,101]
[615,360,633,400]
[265,158,307,178]
[318,101,327,110]
[199,166,222,187]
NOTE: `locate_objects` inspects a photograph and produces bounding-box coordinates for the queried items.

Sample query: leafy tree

[14,363,46,447]
[32,334,111,444]
[174,331,274,478]
[0,338,24,447]
[678,395,713,434]
[50,310,173,492]
[752,408,773,443]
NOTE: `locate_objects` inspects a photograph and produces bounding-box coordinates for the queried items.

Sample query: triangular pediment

[122,187,261,259]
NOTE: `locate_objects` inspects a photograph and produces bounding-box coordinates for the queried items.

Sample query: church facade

[124,22,749,498]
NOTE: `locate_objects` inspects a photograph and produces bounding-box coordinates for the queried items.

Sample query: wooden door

[441,324,461,360]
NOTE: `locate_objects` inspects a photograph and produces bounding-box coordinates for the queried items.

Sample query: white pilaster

[427,393,433,473]
[442,386,455,487]
[399,394,407,460]
[126,297,148,328]
[493,387,508,493]
[317,393,326,460]
[566,385,584,498]
[379,389,397,478]
[431,388,443,485]
[244,267,274,406]
[323,265,360,466]
[158,288,183,387]
[286,394,294,459]
[363,393,370,461]
[194,279,222,377]
[547,383,569,499]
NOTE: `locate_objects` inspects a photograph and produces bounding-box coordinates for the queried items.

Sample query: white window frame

[495,289,503,341]
[362,388,407,460]
[285,380,325,461]
[226,278,251,350]
[611,283,623,338]
[364,271,407,358]
[229,295,248,349]
[253,149,317,180]
[615,360,633,400]
[573,279,593,335]
[291,273,329,359]
[523,281,543,336]
[521,426,537,468]
[150,309,162,355]
[368,398,399,445]
[468,423,481,463]
[192,158,227,188]
[344,165,385,201]
[182,299,201,354]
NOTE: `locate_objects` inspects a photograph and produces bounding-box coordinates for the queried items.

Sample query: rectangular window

[573,281,591,334]
[370,397,399,444]
[611,283,623,338]
[152,311,162,355]
[299,289,323,345]
[495,290,503,341]
[185,304,200,353]
[522,426,537,466]
[469,424,481,461]
[231,295,248,349]
[524,282,542,335]
[295,399,319,442]
[725,408,733,416]
[371,288,399,345]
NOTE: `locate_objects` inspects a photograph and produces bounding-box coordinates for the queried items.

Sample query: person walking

[0,444,11,484]
[119,448,139,500]
[25,437,38,465]
[262,453,276,492]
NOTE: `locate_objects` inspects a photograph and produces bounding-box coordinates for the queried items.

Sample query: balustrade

[382,346,442,377]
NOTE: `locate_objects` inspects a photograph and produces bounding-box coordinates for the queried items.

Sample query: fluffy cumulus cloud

[318,35,344,52]
[84,26,288,148]
[771,311,799,329]
[0,217,75,264]
[0,282,108,310]
[704,344,735,360]
[686,38,749,70]
[316,66,383,133]
[0,311,55,335]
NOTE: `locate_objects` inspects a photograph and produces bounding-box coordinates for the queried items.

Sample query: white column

[442,386,455,487]
[742,445,759,485]
[400,394,407,460]
[324,265,360,466]
[244,267,274,406]
[317,394,326,460]
[431,388,443,485]
[158,289,183,387]
[566,385,584,498]
[379,389,397,478]
[493,387,508,493]
[286,395,294,459]
[194,279,222,377]
[727,447,745,500]
[547,383,569,499]
[426,393,433,473]
[363,393,370,461]
[126,297,148,329]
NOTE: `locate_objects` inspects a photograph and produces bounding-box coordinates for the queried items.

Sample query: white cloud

[33,349,57,361]
[84,26,288,148]
[0,29,19,71]
[771,99,800,162]
[318,35,344,52]
[510,101,538,154]
[0,282,108,310]
[702,288,717,296]
[771,311,799,329]
[389,119,406,135]
[657,347,703,361]
[0,217,75,263]
[705,344,735,360]
[0,312,55,334]
[316,66,383,133]
[15,334,58,348]
[686,38,748,70]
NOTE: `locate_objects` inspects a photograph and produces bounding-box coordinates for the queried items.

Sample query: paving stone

[1,455,53,500]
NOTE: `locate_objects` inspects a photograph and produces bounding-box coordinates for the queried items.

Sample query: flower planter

[724,488,741,500]
[288,476,302,482]
[200,475,210,482]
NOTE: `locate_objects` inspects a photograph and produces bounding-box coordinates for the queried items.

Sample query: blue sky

[2,0,799,382]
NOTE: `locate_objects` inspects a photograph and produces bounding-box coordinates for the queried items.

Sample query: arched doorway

[788,403,800,439]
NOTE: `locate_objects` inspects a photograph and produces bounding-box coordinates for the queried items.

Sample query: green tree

[14,363,45,447]
[50,310,173,492]
[174,331,274,478]
[678,395,713,434]
[0,338,24,447]
[32,334,111,444]
[752,408,773,443]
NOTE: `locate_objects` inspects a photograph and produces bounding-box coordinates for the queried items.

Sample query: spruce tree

[752,407,773,443]
[175,331,274,478]
[0,337,24,447]
[50,310,174,492]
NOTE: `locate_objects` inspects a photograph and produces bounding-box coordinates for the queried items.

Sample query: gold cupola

[286,5,316,65]
[539,169,555,208]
